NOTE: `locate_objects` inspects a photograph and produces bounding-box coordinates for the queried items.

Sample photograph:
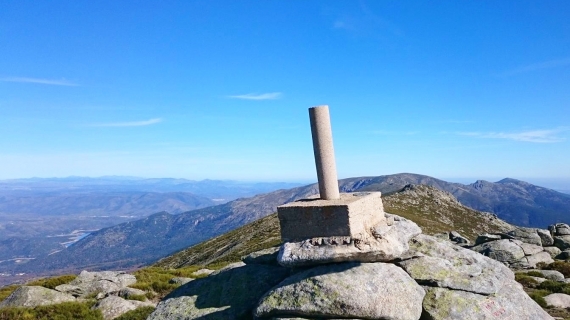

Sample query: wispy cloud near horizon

[90,118,163,127]
[457,127,568,143]
[498,58,570,77]
[228,92,282,100]
[0,77,79,86]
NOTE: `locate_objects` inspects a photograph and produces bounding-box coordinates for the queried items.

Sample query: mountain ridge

[3,173,569,283]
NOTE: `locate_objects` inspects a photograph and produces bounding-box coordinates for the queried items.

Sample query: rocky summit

[148,208,553,319]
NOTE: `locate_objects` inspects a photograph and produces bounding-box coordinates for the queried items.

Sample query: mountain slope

[10,173,568,277]
[155,184,513,269]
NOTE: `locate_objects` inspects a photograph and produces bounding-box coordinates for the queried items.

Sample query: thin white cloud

[0,77,79,86]
[457,128,568,143]
[370,130,419,136]
[91,118,163,127]
[229,92,282,100]
[498,58,570,77]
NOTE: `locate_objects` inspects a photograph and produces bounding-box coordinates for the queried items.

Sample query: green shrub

[538,280,570,294]
[114,306,155,320]
[125,294,146,302]
[526,271,544,277]
[515,273,539,287]
[529,292,548,308]
[129,266,200,299]
[0,301,103,320]
[27,275,77,290]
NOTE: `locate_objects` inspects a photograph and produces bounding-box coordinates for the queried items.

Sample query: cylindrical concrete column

[309,105,340,200]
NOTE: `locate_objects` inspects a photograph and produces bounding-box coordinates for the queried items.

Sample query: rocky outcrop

[0,286,75,308]
[255,262,424,320]
[55,270,136,298]
[149,212,553,320]
[0,270,154,320]
[398,234,513,295]
[550,223,570,250]
[471,231,554,269]
[554,235,570,250]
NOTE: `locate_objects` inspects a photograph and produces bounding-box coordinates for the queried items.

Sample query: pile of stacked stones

[0,270,155,320]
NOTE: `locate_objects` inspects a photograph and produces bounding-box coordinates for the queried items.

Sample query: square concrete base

[277,192,385,242]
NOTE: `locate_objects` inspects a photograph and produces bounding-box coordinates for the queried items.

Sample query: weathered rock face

[475,233,502,245]
[536,228,555,246]
[93,295,153,320]
[422,281,552,320]
[507,227,543,246]
[471,239,526,264]
[400,234,513,294]
[255,262,425,320]
[55,270,136,298]
[559,249,570,259]
[148,263,290,320]
[0,286,75,308]
[552,223,570,236]
[554,235,570,250]
[543,246,562,258]
[278,214,421,267]
[544,293,570,309]
[401,234,553,319]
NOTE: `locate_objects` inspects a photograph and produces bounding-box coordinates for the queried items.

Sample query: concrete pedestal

[277,192,385,242]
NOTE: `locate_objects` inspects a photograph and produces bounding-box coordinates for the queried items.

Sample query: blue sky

[1,1,569,188]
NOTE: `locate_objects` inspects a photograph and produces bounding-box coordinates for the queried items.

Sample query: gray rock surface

[506,227,543,246]
[0,286,75,308]
[554,235,570,250]
[242,247,279,265]
[558,249,570,259]
[422,281,553,320]
[148,263,290,320]
[55,270,136,297]
[399,255,508,295]
[255,262,425,320]
[449,230,470,245]
[555,223,570,236]
[543,246,562,258]
[278,214,421,267]
[400,234,513,295]
[511,251,554,269]
[471,239,525,265]
[93,295,152,320]
[475,233,502,245]
[544,293,570,309]
[519,243,545,256]
[537,228,555,246]
[192,268,214,277]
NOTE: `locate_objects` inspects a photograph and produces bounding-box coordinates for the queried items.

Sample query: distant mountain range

[0,177,302,202]
[5,173,568,280]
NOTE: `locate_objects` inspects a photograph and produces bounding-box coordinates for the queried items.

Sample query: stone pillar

[309,105,340,200]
